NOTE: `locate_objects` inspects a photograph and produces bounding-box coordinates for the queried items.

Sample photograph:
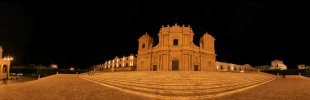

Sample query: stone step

[93,76,271,90]
[90,75,272,86]
[88,77,269,96]
[89,74,270,81]
[88,75,271,90]
[81,72,277,97]
[99,81,261,92]
[92,75,272,79]
[91,76,271,88]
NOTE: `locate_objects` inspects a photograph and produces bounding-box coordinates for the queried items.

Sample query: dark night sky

[0,1,309,69]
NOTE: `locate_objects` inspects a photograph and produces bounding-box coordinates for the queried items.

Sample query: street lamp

[3,56,13,61]
[51,64,58,69]
[70,67,74,71]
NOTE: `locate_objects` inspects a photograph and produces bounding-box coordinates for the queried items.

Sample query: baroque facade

[0,46,11,78]
[97,23,256,72]
[136,24,216,71]
[270,60,287,70]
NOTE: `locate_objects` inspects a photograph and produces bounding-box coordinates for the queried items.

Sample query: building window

[142,44,145,48]
[173,39,178,45]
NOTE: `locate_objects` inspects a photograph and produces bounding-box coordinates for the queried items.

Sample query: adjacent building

[98,54,137,72]
[270,60,287,70]
[216,62,254,72]
[297,64,310,69]
[0,46,12,79]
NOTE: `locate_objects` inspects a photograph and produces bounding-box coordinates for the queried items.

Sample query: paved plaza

[213,75,310,100]
[0,73,309,100]
[0,74,152,100]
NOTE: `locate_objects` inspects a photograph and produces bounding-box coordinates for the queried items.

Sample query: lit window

[130,61,134,66]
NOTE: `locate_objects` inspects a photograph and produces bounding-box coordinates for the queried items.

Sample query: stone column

[7,64,10,77]
[0,64,2,78]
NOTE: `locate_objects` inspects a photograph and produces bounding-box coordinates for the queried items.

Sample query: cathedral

[98,23,255,72]
[136,24,216,71]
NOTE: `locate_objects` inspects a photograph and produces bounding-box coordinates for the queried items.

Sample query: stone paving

[1,73,309,100]
[212,75,310,100]
[0,74,153,100]
[0,76,37,85]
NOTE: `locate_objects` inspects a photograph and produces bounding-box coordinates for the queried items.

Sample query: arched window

[142,44,145,48]
[173,39,178,45]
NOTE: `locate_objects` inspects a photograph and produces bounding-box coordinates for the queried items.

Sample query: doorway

[172,60,179,71]
[194,65,198,71]
[153,65,157,71]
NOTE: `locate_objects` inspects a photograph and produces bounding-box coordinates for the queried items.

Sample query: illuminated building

[96,23,255,72]
[0,46,12,79]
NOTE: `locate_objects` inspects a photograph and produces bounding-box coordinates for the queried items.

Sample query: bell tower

[200,32,215,51]
[200,32,216,71]
[138,32,153,52]
[137,32,153,71]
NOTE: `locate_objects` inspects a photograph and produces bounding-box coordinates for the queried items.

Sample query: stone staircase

[80,71,276,99]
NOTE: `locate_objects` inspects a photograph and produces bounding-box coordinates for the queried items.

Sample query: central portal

[194,65,199,71]
[172,60,179,71]
[153,65,157,71]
